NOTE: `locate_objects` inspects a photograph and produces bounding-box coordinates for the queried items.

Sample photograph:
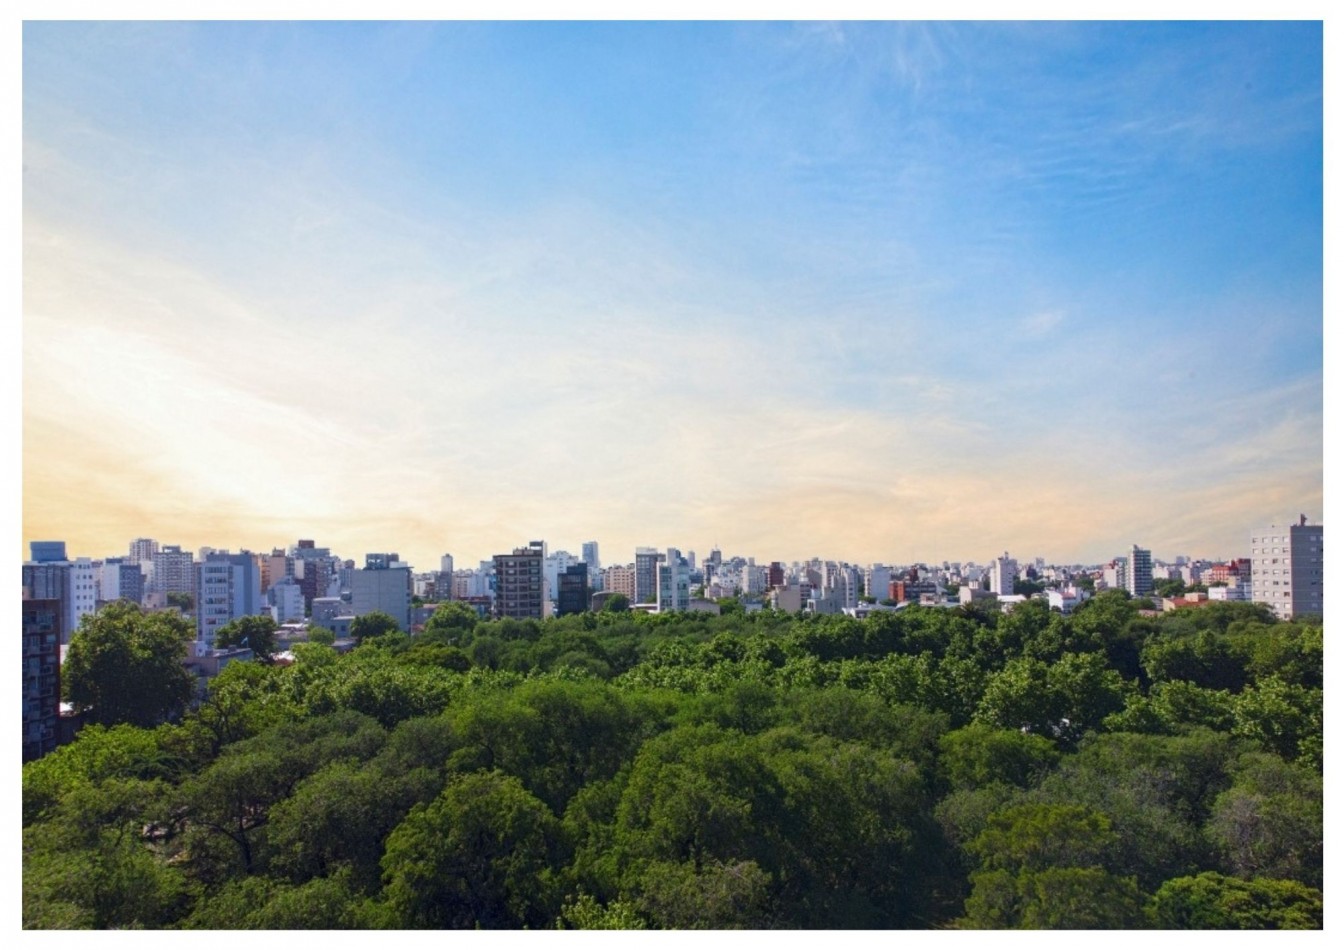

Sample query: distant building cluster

[21,516,1324,761]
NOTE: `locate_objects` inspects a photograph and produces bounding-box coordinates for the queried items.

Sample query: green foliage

[1148,872,1322,929]
[23,722,184,825]
[635,858,773,929]
[22,599,1323,930]
[555,891,647,929]
[939,723,1059,791]
[23,777,194,929]
[381,770,563,928]
[350,611,401,643]
[601,593,630,612]
[961,866,1147,929]
[307,625,336,646]
[1207,753,1322,888]
[422,600,480,639]
[62,601,195,728]
[216,613,281,660]
[167,591,194,612]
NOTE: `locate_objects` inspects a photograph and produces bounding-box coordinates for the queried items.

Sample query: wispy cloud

[21,22,1322,568]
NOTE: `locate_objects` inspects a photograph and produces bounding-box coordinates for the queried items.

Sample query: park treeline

[23,592,1322,929]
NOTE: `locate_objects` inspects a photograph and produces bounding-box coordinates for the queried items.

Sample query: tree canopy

[61,602,194,728]
[27,594,1323,930]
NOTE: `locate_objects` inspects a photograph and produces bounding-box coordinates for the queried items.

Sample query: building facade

[634,547,664,604]
[22,599,62,761]
[350,554,413,631]
[1126,545,1154,599]
[557,563,590,616]
[1251,517,1324,620]
[195,551,264,653]
[494,542,547,619]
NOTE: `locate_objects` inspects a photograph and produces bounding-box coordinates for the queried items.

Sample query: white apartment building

[196,551,264,654]
[989,553,1018,596]
[68,558,98,632]
[269,579,305,624]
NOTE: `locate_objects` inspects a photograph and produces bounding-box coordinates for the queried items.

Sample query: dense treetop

[25,594,1322,929]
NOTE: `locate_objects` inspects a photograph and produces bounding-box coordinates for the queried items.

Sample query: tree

[307,626,336,646]
[1147,872,1322,929]
[381,770,563,928]
[422,601,480,641]
[349,611,400,644]
[166,592,194,612]
[62,602,194,728]
[601,593,630,613]
[959,804,1146,928]
[216,614,280,661]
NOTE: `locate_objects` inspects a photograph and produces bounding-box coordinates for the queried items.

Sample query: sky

[20,18,1326,571]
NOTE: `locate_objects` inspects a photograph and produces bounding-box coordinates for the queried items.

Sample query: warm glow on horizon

[22,21,1324,572]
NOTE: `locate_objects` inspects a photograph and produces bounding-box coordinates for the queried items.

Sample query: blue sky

[22,20,1324,569]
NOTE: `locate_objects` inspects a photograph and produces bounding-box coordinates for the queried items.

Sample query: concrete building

[557,563,590,616]
[634,547,664,605]
[311,597,353,628]
[22,599,62,761]
[350,553,413,631]
[98,557,144,607]
[195,551,264,653]
[989,553,1018,596]
[603,564,637,600]
[151,545,195,598]
[269,579,305,624]
[1046,587,1085,614]
[1126,545,1154,599]
[544,551,579,608]
[430,553,455,602]
[582,541,601,591]
[494,542,547,619]
[868,564,892,602]
[23,551,84,646]
[66,558,98,633]
[1251,516,1324,620]
[657,551,690,612]
[25,549,97,643]
[128,538,159,562]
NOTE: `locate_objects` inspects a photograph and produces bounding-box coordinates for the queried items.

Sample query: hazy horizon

[22,21,1323,572]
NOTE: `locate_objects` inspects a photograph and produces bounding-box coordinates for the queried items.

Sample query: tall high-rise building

[351,553,413,631]
[657,550,690,612]
[634,547,664,605]
[67,558,98,633]
[151,545,195,597]
[557,563,590,616]
[195,551,264,652]
[1251,516,1324,620]
[581,541,601,591]
[23,553,72,644]
[494,543,546,619]
[989,553,1018,596]
[128,538,159,562]
[22,599,62,761]
[603,564,637,600]
[544,550,579,608]
[1126,545,1154,599]
[868,564,892,602]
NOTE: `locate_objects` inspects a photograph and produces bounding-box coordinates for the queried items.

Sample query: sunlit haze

[22,19,1324,570]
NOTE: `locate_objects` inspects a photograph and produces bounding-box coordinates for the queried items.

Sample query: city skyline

[22,21,1324,571]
